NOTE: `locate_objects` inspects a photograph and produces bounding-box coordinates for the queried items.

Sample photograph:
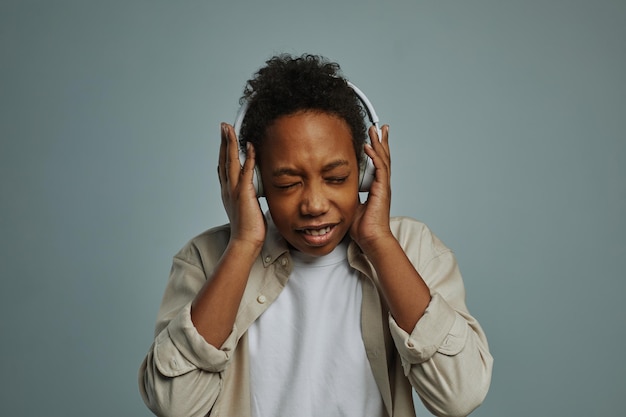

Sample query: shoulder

[389,216,433,243]
[389,216,427,233]
[389,216,453,269]
[173,223,231,268]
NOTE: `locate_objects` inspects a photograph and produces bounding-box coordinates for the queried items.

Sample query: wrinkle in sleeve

[389,293,465,370]
[155,302,238,376]
[389,218,493,416]
[139,231,234,416]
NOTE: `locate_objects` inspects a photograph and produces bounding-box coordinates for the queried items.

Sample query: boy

[139,54,492,417]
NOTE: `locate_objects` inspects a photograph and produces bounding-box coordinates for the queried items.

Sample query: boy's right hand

[189,124,265,347]
[218,123,266,254]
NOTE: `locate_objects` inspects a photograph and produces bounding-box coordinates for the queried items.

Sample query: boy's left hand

[350,124,394,253]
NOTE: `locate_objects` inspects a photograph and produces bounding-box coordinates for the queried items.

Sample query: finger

[381,125,391,163]
[239,142,258,194]
[218,123,228,185]
[367,128,390,168]
[241,142,256,177]
[223,123,242,185]
[381,124,390,147]
[364,142,387,171]
[369,124,390,160]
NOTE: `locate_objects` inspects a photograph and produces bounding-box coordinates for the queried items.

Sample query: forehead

[261,111,355,164]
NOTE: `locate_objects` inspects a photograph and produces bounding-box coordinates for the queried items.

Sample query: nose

[299,182,329,217]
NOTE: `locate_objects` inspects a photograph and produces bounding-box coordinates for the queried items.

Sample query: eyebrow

[271,159,351,177]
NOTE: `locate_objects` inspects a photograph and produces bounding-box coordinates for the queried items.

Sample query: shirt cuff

[153,302,237,376]
[389,292,468,365]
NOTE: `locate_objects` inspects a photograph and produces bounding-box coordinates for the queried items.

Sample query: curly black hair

[238,54,368,165]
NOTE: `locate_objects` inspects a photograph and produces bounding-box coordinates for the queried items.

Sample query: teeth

[304,226,331,236]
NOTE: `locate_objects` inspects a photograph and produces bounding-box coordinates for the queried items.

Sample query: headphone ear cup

[253,165,264,197]
[239,147,264,197]
[359,155,375,192]
[234,101,264,197]
[358,125,382,192]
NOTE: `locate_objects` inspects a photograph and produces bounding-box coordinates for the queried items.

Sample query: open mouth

[302,226,332,236]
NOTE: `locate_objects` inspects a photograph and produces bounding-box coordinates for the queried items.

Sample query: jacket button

[257,295,267,304]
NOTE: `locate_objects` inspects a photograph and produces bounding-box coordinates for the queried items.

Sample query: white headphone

[233,81,382,197]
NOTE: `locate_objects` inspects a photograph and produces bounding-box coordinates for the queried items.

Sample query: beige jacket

[139,216,492,417]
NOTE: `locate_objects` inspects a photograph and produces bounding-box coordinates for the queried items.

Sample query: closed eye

[326,176,348,184]
[275,182,300,190]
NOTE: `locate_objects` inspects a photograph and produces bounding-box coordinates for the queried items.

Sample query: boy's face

[259,111,360,256]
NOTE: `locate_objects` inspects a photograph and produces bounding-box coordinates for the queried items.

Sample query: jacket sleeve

[388,219,493,417]
[139,232,236,417]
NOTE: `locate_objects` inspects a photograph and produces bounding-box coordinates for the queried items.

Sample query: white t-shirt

[248,241,384,417]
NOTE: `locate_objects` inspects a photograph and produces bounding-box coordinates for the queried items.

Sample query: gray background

[1,0,624,416]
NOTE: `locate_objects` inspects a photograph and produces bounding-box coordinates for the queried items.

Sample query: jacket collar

[260,211,290,267]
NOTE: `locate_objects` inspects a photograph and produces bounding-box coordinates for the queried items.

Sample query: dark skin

[191,113,431,347]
